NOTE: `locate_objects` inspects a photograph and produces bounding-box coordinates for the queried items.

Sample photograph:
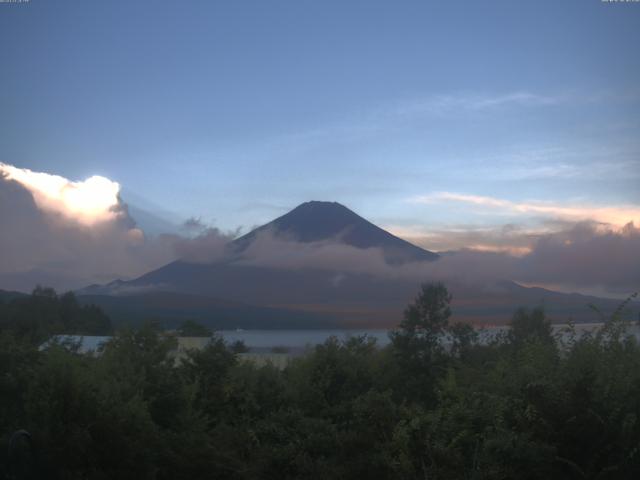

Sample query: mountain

[77,201,637,328]
[231,201,439,263]
[80,200,439,299]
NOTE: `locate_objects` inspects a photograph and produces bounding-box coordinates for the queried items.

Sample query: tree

[509,307,553,346]
[177,319,212,337]
[392,282,452,351]
[390,282,453,404]
[448,321,478,358]
[179,335,237,423]
[0,287,111,344]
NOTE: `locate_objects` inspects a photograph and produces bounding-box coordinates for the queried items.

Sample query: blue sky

[1,0,639,247]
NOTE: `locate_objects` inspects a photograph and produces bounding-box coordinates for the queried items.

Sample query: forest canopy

[1,285,639,479]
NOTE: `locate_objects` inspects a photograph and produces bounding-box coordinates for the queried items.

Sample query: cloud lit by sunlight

[412,192,640,227]
[386,224,538,256]
[463,244,533,256]
[0,162,122,225]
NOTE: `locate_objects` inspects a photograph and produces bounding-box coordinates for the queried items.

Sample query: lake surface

[218,323,640,352]
[48,323,640,356]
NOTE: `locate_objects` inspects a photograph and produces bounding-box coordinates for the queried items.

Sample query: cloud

[235,229,392,274]
[0,163,231,291]
[1,163,637,297]
[0,163,124,225]
[483,146,640,182]
[516,221,640,293]
[232,222,639,296]
[387,205,639,294]
[164,227,232,263]
[412,192,640,227]
[182,216,207,232]
[392,92,562,118]
[387,223,538,256]
[228,230,520,295]
[255,90,566,158]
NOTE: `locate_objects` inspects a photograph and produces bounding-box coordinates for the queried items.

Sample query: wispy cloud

[464,145,640,182]
[386,223,540,256]
[258,90,566,156]
[392,91,563,117]
[411,192,640,227]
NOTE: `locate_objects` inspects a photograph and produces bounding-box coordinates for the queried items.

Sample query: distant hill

[77,291,341,330]
[0,289,28,302]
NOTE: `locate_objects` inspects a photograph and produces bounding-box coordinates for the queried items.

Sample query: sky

[0,0,639,294]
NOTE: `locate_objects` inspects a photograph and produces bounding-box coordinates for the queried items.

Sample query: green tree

[396,282,452,344]
[179,335,237,424]
[177,319,212,337]
[509,306,553,346]
[0,287,111,344]
[389,282,452,404]
[448,321,478,358]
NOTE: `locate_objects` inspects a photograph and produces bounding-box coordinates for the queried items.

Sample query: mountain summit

[233,201,439,263]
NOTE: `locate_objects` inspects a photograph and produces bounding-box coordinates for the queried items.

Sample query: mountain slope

[78,291,340,330]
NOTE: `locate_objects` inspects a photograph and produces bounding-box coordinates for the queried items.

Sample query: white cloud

[0,163,123,225]
[0,163,232,291]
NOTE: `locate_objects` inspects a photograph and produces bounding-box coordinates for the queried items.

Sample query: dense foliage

[1,285,639,479]
[177,319,213,337]
[0,287,112,344]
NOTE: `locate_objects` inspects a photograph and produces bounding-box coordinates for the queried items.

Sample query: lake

[47,322,640,356]
[218,322,640,352]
